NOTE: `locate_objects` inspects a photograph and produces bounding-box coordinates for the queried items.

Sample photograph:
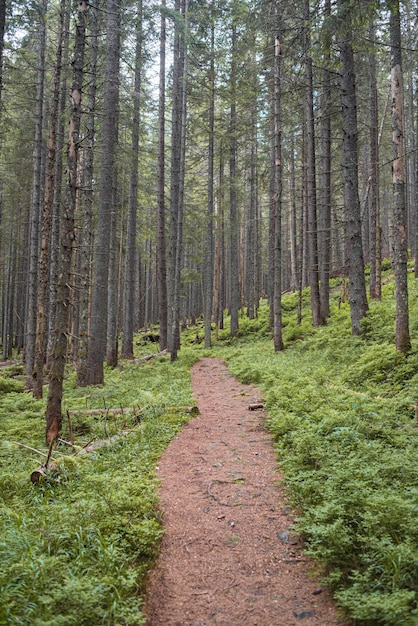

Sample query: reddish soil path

[144,358,346,626]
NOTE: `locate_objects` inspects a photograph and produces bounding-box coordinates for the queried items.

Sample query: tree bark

[106,184,119,367]
[304,0,324,327]
[122,0,142,359]
[87,0,120,384]
[318,0,331,317]
[157,0,168,351]
[272,0,283,351]
[337,0,368,336]
[45,0,88,443]
[229,21,239,338]
[33,0,66,399]
[76,0,99,386]
[390,1,411,354]
[368,20,381,300]
[25,0,47,390]
[168,0,188,361]
[203,1,215,349]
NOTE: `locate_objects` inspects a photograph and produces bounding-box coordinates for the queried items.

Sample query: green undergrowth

[0,350,195,625]
[2,269,418,625]
[210,275,418,625]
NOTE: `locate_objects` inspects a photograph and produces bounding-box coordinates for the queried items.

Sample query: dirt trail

[144,357,345,626]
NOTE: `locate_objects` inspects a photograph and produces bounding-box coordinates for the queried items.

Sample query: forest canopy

[0,0,417,437]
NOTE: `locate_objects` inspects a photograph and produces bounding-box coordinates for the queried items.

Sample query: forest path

[144,357,345,626]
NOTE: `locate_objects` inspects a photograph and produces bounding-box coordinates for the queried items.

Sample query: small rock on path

[144,358,345,625]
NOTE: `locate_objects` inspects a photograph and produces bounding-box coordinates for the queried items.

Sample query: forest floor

[144,357,350,626]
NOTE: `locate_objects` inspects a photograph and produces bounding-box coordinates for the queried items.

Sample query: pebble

[294,610,315,619]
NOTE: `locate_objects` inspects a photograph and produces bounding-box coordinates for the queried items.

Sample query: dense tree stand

[144,358,346,625]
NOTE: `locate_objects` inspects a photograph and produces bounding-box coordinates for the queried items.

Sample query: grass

[0,349,196,625]
[212,273,418,625]
[1,267,418,624]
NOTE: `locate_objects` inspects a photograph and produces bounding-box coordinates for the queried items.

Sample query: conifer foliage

[0,0,416,436]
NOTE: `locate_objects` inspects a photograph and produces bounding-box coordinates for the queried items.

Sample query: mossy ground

[1,266,418,625]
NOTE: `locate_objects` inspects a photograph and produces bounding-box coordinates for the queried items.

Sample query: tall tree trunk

[229,21,239,338]
[338,0,368,336]
[106,185,119,366]
[45,0,87,443]
[415,0,418,279]
[25,0,47,390]
[168,0,188,361]
[33,0,66,399]
[47,5,70,370]
[76,0,99,385]
[368,20,381,300]
[0,0,6,101]
[122,0,142,359]
[272,0,283,351]
[203,1,215,349]
[157,0,168,351]
[318,0,331,317]
[390,1,411,354]
[268,85,275,330]
[214,154,225,338]
[246,84,257,320]
[87,0,120,384]
[289,134,298,292]
[304,0,324,327]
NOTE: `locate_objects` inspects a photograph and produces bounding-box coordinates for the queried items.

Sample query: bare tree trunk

[122,0,142,359]
[87,0,120,384]
[368,20,381,300]
[272,0,283,351]
[33,0,66,399]
[214,155,225,338]
[268,88,275,330]
[203,1,215,349]
[25,0,47,390]
[246,85,257,320]
[337,0,368,336]
[168,0,188,361]
[390,2,411,354]
[46,4,70,371]
[106,185,119,366]
[318,0,331,317]
[289,134,298,292]
[157,0,168,351]
[76,0,99,386]
[229,22,239,338]
[415,0,418,279]
[304,0,324,327]
[45,0,87,443]
[0,0,6,101]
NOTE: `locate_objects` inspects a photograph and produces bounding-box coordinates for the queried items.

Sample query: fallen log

[135,349,168,364]
[30,462,59,484]
[12,441,57,461]
[68,404,198,416]
[68,407,140,416]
